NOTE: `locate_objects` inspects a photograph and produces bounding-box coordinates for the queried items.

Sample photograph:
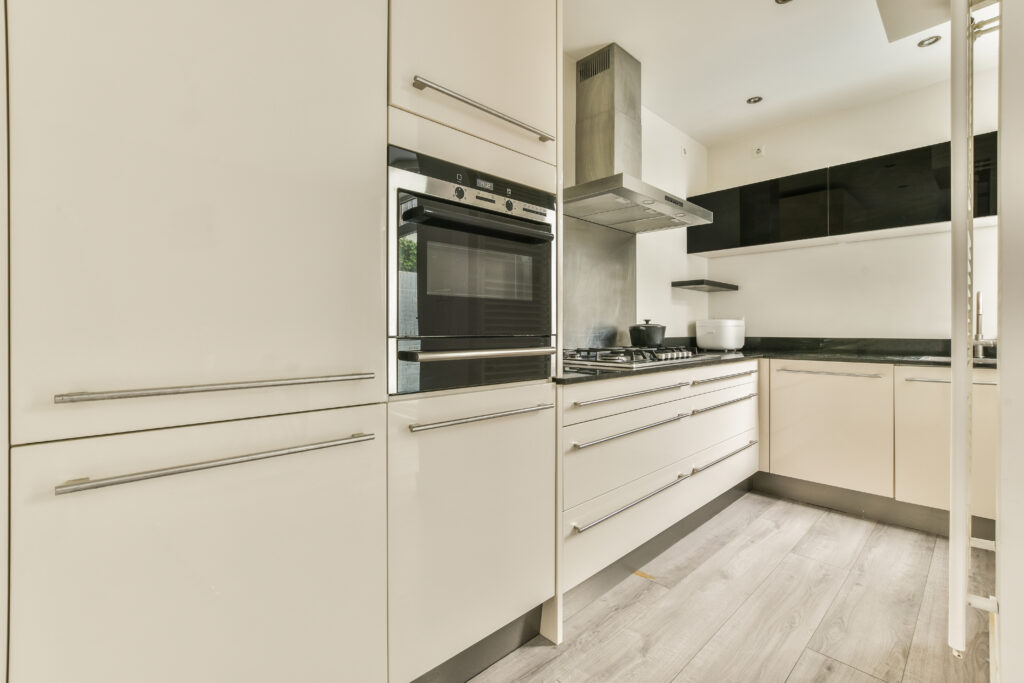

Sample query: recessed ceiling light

[775,0,794,4]
[747,96,763,104]
[918,35,941,47]
[641,199,655,205]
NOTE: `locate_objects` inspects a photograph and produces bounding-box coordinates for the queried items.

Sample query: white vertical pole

[949,0,973,659]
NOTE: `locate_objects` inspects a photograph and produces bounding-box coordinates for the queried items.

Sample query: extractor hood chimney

[564,43,712,233]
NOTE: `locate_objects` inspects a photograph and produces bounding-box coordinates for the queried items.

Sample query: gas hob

[563,346,726,370]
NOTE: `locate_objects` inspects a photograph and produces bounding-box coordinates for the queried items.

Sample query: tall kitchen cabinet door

[770,360,894,497]
[894,365,999,518]
[8,0,386,445]
[8,405,386,683]
[389,0,558,165]
[387,383,556,682]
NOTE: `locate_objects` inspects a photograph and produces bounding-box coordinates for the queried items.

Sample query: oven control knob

[505,199,514,211]
[454,187,465,199]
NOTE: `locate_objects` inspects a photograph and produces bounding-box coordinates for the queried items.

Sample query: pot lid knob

[644,319,651,324]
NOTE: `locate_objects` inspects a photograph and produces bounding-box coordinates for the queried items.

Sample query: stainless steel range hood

[564,44,712,233]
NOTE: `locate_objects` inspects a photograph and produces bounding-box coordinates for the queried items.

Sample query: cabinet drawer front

[387,382,555,683]
[9,405,387,683]
[563,381,757,509]
[389,0,557,164]
[770,359,894,497]
[562,360,758,425]
[563,430,758,591]
[894,365,999,517]
[9,0,387,444]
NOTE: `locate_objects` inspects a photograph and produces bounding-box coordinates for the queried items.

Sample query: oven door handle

[401,197,554,243]
[398,347,557,363]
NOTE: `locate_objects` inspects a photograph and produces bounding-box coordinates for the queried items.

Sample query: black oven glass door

[396,193,553,338]
[395,336,553,394]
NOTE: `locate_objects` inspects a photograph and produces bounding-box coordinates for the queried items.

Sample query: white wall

[703,69,1000,339]
[998,1,1023,676]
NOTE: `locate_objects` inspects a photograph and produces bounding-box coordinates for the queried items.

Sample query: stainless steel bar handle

[54,372,375,404]
[573,382,691,407]
[572,471,693,534]
[691,369,757,385]
[413,75,556,142]
[54,433,375,496]
[776,368,883,379]
[690,393,758,416]
[572,412,691,450]
[409,403,554,433]
[691,440,758,474]
[400,347,557,363]
[905,377,998,386]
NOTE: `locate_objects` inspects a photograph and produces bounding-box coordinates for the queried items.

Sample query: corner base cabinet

[387,382,556,683]
[8,405,386,683]
[769,360,894,497]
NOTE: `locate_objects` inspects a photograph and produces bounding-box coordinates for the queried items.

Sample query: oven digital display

[475,178,494,191]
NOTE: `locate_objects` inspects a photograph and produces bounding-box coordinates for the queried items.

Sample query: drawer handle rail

[572,440,758,533]
[777,368,883,379]
[412,75,556,143]
[691,393,758,415]
[691,440,759,473]
[573,382,691,407]
[691,369,757,385]
[54,372,375,404]
[399,347,556,363]
[53,433,375,496]
[905,377,998,386]
[409,403,554,433]
[572,413,690,450]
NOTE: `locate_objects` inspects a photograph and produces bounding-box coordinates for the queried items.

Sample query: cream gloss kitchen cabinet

[387,382,556,682]
[8,0,386,445]
[389,0,558,165]
[8,405,386,683]
[769,359,895,497]
[894,365,999,518]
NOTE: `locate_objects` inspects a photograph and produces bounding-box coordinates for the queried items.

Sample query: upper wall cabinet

[8,0,387,444]
[389,0,558,165]
[687,131,998,254]
[686,169,828,253]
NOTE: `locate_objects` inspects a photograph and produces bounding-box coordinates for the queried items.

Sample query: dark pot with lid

[629,319,666,347]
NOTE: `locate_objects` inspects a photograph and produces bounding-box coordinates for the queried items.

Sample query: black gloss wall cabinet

[687,131,998,254]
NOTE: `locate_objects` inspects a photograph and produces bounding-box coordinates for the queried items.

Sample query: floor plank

[636,490,780,588]
[792,510,876,568]
[544,499,824,682]
[787,650,884,682]
[902,540,994,683]
[672,553,847,683]
[470,573,668,683]
[808,523,936,683]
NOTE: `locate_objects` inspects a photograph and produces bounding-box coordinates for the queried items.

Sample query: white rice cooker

[696,319,746,351]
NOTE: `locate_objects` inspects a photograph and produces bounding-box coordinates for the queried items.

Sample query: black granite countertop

[555,337,997,385]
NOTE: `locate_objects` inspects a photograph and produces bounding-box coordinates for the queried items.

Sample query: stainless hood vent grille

[564,44,712,234]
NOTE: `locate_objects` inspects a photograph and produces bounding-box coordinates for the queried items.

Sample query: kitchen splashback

[563,216,636,348]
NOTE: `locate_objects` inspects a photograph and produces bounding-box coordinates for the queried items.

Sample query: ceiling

[564,0,1000,146]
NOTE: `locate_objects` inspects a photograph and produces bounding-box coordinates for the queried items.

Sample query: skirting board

[411,481,752,683]
[751,471,996,541]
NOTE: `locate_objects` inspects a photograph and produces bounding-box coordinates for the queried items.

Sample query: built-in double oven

[387,146,557,395]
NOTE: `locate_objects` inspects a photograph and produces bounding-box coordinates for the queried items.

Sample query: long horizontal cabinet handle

[409,403,554,433]
[573,393,757,449]
[398,347,556,363]
[776,368,883,379]
[573,381,691,407]
[905,377,998,386]
[54,433,375,496]
[691,369,757,385]
[572,440,758,534]
[54,372,375,404]
[412,75,556,143]
[690,392,758,415]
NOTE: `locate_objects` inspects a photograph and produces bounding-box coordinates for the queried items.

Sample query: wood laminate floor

[472,492,994,683]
